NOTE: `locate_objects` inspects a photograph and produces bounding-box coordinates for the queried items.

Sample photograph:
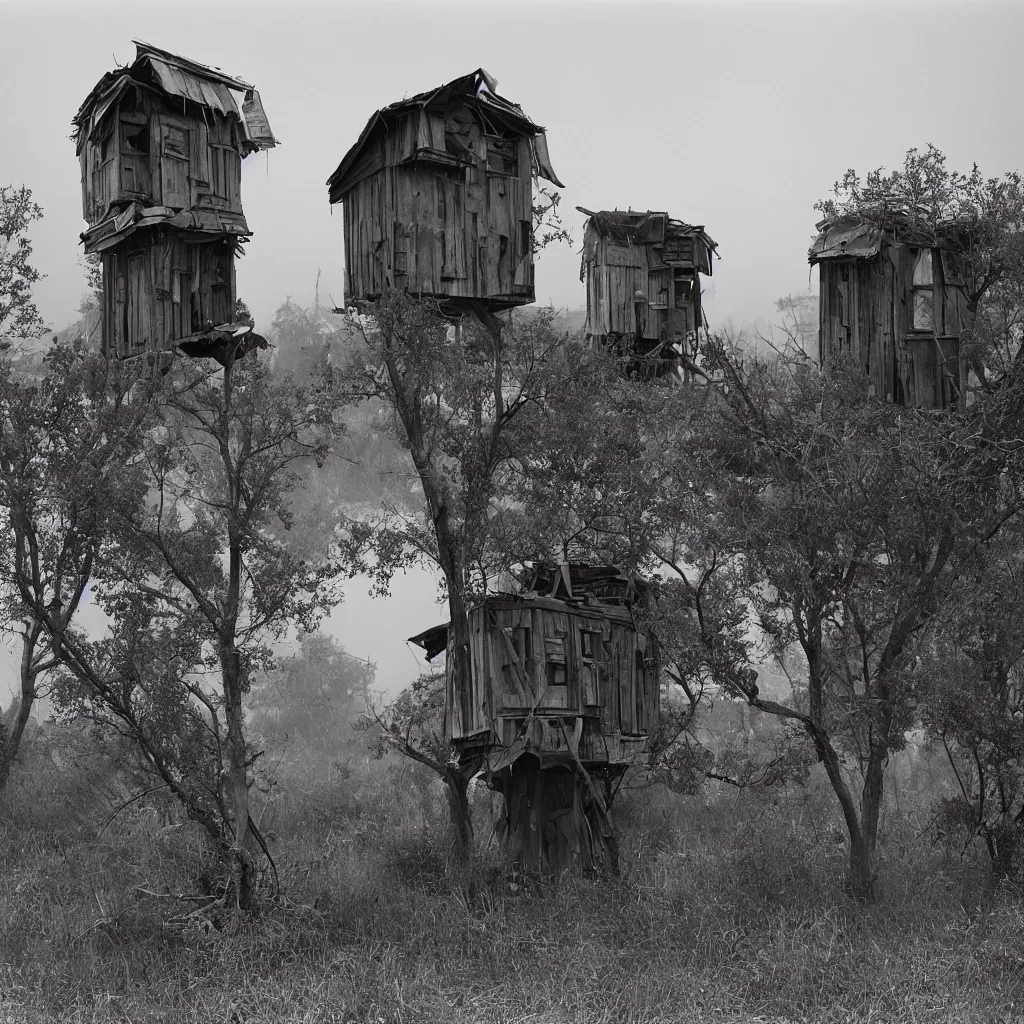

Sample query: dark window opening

[581,629,602,662]
[543,633,568,707]
[122,124,149,153]
[486,136,518,177]
[520,219,532,259]
[513,626,532,667]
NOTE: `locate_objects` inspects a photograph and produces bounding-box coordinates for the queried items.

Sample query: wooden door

[439,176,467,280]
[126,253,150,354]
[157,116,190,210]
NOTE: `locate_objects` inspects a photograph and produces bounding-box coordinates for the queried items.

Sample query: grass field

[1,741,1021,1024]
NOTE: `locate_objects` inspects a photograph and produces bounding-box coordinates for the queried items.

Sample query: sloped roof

[808,217,884,262]
[74,40,277,155]
[580,207,717,260]
[327,68,562,202]
[808,209,972,263]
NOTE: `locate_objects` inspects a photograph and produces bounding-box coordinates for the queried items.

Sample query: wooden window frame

[909,248,937,334]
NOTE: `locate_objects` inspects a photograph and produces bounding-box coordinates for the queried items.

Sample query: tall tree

[14,349,347,910]
[0,346,151,793]
[344,295,584,860]
[920,530,1024,880]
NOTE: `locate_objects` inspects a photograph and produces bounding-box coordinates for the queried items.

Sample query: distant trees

[250,632,374,755]
[0,347,150,793]
[920,532,1024,879]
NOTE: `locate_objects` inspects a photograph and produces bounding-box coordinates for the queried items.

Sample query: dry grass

[0,745,1022,1024]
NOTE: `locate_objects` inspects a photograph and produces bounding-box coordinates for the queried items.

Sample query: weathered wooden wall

[341,105,535,309]
[448,597,658,765]
[101,235,236,358]
[582,224,705,346]
[80,93,243,227]
[818,242,967,409]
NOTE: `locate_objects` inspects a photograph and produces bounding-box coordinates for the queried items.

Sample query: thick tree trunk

[494,755,619,876]
[0,690,33,794]
[0,625,43,795]
[222,643,255,911]
[443,765,475,863]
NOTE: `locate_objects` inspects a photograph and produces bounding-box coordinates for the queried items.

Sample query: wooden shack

[410,564,659,872]
[73,41,278,361]
[809,214,971,409]
[326,69,563,315]
[578,209,717,375]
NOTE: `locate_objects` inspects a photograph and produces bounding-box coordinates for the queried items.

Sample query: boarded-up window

[498,624,532,709]
[649,268,671,309]
[159,118,190,209]
[911,249,935,331]
[210,144,240,209]
[438,176,466,280]
[634,651,646,733]
[92,127,116,220]
[485,136,518,176]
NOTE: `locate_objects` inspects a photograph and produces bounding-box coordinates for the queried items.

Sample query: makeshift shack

[410,564,659,873]
[578,209,717,375]
[809,214,971,409]
[327,69,563,316]
[74,41,278,361]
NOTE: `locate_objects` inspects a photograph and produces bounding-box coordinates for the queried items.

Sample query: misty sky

[6,0,1024,339]
[2,0,1024,701]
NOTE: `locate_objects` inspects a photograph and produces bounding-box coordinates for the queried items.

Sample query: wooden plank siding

[80,92,246,229]
[101,234,235,359]
[451,598,659,766]
[581,217,712,353]
[340,105,537,310]
[816,240,970,410]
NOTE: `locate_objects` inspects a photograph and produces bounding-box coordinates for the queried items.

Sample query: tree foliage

[0,185,46,343]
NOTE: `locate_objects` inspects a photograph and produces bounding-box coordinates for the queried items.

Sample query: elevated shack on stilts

[411,564,660,873]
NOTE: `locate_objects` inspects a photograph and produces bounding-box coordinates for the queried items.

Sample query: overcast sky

[5,0,1024,340]
[2,0,1024,702]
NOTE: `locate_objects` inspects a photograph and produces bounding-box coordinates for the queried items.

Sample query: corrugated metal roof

[74,41,277,154]
[147,56,239,118]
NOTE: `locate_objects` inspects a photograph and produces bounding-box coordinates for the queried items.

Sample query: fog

[2,0,1024,708]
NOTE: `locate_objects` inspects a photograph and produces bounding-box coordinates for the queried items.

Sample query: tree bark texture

[493,755,619,876]
[443,764,475,862]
